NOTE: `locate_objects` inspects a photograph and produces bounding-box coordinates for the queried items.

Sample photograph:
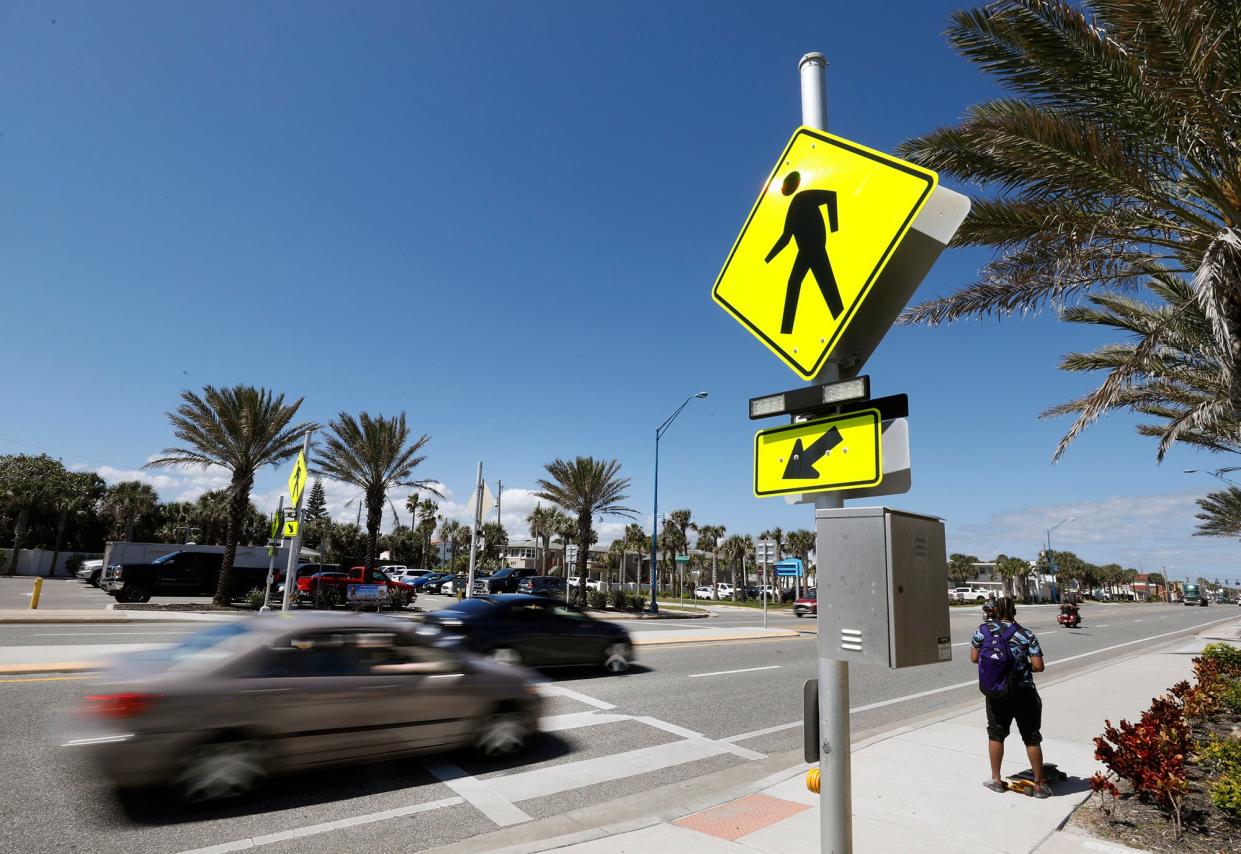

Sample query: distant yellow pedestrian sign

[754,410,882,497]
[283,519,299,538]
[713,127,938,380]
[288,452,308,508]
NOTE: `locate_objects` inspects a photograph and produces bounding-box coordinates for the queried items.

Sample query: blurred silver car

[66,613,543,802]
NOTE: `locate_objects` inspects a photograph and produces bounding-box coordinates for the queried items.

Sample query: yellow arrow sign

[754,410,882,497]
[287,452,308,508]
[713,127,937,380]
[282,519,299,538]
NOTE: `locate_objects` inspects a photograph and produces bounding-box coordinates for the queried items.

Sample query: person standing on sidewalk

[970,596,1050,797]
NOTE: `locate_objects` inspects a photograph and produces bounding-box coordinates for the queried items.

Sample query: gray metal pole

[280,431,312,613]
[465,462,483,598]
[259,495,284,612]
[798,50,852,854]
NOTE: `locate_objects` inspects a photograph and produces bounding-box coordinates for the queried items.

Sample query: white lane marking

[632,715,766,761]
[688,665,781,678]
[489,739,732,802]
[1097,624,1109,628]
[723,721,802,744]
[847,614,1239,715]
[540,711,630,733]
[1042,631,1058,636]
[537,684,616,710]
[1134,619,1143,623]
[425,760,531,827]
[175,796,463,853]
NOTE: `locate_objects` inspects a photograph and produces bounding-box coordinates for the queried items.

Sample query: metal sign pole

[798,51,853,854]
[280,432,312,613]
[259,495,284,612]
[465,462,483,598]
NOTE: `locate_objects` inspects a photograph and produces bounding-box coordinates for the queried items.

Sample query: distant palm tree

[315,412,440,570]
[49,472,105,576]
[147,385,310,606]
[526,505,556,573]
[720,534,750,602]
[536,457,636,604]
[439,519,464,570]
[696,525,726,592]
[102,480,160,541]
[784,528,815,597]
[552,510,576,578]
[1194,487,1241,539]
[899,1,1241,459]
[623,523,648,588]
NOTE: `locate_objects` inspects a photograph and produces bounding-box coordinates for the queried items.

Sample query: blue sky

[2,1,1237,582]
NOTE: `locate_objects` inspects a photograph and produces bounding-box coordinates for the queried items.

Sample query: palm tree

[439,519,464,570]
[101,480,160,542]
[696,524,726,592]
[1194,486,1241,538]
[947,553,980,587]
[412,499,438,568]
[552,510,577,578]
[49,472,106,577]
[193,489,232,543]
[536,457,636,604]
[898,1,1241,460]
[784,528,815,598]
[314,411,440,570]
[526,504,556,573]
[148,386,310,605]
[720,533,752,602]
[623,522,648,588]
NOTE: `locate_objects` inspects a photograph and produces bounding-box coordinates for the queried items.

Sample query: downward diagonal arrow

[782,426,844,479]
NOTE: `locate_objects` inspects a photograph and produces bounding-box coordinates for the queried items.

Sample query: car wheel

[602,642,632,674]
[976,596,986,604]
[489,647,522,666]
[795,610,804,618]
[174,739,267,803]
[131,586,152,604]
[475,710,529,757]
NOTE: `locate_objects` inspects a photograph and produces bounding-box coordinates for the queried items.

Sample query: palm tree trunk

[7,505,30,575]
[49,506,68,578]
[215,477,252,607]
[364,494,383,570]
[575,513,591,606]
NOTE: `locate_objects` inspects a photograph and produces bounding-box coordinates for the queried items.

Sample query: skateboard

[1005,764,1067,795]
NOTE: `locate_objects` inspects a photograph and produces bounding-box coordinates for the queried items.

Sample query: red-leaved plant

[1093,694,1191,837]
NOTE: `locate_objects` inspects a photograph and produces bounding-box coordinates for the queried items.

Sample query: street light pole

[650,392,708,615]
[1044,516,1075,603]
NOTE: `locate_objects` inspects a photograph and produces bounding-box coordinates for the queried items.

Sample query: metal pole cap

[799,52,828,70]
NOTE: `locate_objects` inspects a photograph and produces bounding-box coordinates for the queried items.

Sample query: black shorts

[985,687,1042,746]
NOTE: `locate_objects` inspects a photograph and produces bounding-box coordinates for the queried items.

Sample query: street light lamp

[1045,516,1075,603]
[651,392,708,614]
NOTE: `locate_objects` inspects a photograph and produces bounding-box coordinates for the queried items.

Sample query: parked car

[516,576,569,598]
[297,566,415,607]
[422,594,634,673]
[411,572,450,591]
[694,585,716,600]
[948,587,992,604]
[793,589,817,618]
[273,563,340,601]
[387,569,431,585]
[101,550,269,603]
[473,567,538,595]
[67,614,544,802]
[77,559,104,587]
[715,583,735,600]
[378,564,408,575]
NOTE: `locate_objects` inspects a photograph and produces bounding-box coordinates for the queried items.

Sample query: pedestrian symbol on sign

[764,171,842,332]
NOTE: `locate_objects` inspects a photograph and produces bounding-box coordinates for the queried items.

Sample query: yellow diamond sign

[754,410,882,497]
[287,452,308,508]
[713,127,937,380]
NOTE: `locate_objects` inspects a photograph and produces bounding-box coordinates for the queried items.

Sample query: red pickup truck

[297,566,417,607]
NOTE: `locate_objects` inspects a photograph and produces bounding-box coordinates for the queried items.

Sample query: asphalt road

[0,600,1234,854]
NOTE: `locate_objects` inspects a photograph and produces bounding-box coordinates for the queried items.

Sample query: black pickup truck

[101,550,271,603]
[472,567,539,595]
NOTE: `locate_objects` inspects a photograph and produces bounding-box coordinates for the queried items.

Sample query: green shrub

[1200,737,1241,776]
[386,587,411,610]
[629,594,646,612]
[313,585,340,610]
[1223,679,1241,715]
[244,587,266,610]
[1210,772,1241,819]
[586,589,609,610]
[1202,642,1241,676]
[609,588,630,611]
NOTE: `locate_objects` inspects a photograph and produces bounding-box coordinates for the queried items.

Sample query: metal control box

[815,506,950,668]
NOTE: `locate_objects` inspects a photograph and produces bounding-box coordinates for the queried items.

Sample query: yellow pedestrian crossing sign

[283,519,299,538]
[713,127,938,380]
[754,409,883,497]
[287,452,308,508]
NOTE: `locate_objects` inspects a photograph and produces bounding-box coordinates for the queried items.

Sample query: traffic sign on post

[282,519,299,538]
[288,452,308,508]
[712,126,938,380]
[755,409,882,497]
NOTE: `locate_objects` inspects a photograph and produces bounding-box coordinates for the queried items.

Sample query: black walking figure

[764,171,842,334]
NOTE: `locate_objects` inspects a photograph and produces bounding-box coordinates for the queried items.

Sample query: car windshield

[150,552,182,565]
[122,622,253,674]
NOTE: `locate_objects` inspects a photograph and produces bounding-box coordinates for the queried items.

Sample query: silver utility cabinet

[815,506,951,668]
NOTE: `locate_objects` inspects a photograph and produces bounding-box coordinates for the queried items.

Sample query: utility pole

[259,495,283,612]
[496,480,502,525]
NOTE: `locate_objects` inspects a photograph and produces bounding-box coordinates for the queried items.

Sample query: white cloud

[78,462,232,502]
[950,490,1241,578]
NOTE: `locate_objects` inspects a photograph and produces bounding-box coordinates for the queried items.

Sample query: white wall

[4,549,102,577]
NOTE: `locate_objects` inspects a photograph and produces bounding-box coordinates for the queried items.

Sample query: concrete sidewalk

[497,618,1241,854]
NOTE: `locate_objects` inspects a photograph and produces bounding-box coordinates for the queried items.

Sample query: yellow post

[806,766,821,794]
[30,577,43,610]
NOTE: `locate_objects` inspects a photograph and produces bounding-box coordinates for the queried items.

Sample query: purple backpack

[977,622,1020,698]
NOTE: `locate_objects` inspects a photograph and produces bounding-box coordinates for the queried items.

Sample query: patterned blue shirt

[971,621,1043,688]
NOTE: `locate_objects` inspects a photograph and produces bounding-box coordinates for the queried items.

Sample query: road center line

[174,796,463,854]
[688,665,781,678]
